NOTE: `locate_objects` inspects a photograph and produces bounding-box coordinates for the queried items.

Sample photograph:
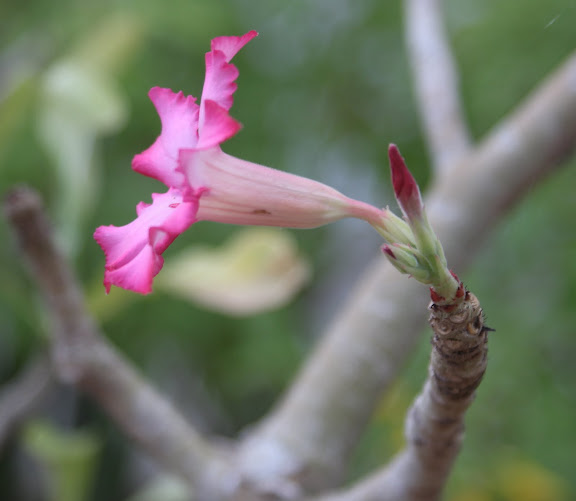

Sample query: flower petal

[200,31,257,124]
[196,100,242,149]
[132,87,200,188]
[211,31,258,62]
[94,188,199,294]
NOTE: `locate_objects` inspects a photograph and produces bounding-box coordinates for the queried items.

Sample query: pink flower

[95,32,385,294]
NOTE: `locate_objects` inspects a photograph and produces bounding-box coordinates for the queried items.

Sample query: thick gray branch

[317,292,488,501]
[239,50,576,493]
[404,0,471,171]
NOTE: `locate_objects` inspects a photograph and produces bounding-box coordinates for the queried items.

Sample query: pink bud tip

[382,245,396,259]
[388,144,423,220]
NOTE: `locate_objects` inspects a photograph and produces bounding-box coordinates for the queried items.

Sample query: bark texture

[397,289,489,499]
[317,288,489,501]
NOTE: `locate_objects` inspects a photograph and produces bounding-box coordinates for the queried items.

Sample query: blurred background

[1,0,575,500]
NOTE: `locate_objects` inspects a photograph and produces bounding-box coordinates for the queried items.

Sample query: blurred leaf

[157,227,310,315]
[36,13,142,257]
[40,63,127,133]
[496,452,572,501]
[37,63,123,257]
[23,420,101,501]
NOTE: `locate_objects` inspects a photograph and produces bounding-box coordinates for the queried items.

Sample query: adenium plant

[94,31,456,301]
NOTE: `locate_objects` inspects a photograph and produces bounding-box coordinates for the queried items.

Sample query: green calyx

[374,205,459,300]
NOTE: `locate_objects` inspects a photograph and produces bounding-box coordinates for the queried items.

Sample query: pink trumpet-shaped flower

[94,32,386,294]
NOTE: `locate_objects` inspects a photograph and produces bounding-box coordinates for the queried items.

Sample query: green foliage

[23,420,100,501]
